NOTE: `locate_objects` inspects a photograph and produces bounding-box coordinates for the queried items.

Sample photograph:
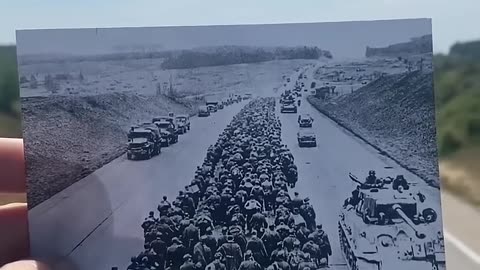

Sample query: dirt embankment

[22,93,202,208]
[308,71,440,187]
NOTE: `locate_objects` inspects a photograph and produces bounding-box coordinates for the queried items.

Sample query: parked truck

[127,126,162,160]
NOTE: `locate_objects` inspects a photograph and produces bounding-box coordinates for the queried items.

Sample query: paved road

[28,64,480,270]
[292,64,480,270]
[29,101,246,269]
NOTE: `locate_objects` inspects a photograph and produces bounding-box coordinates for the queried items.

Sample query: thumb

[1,260,50,270]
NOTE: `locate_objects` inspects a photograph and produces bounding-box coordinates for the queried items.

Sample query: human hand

[0,138,49,269]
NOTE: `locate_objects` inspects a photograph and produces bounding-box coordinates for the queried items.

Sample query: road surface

[29,101,247,269]
[28,64,480,270]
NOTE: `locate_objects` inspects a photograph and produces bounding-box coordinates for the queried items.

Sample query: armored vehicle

[339,173,446,270]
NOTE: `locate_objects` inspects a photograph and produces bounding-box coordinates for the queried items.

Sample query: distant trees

[434,44,480,156]
[161,46,332,69]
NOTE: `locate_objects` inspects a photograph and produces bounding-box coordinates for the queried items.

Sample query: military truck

[198,106,210,117]
[298,114,314,128]
[152,118,179,146]
[175,114,190,134]
[127,127,161,160]
[206,101,219,112]
[153,116,183,135]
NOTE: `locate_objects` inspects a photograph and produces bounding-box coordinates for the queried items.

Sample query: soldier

[158,196,172,216]
[393,175,409,191]
[301,240,321,267]
[245,230,268,267]
[275,222,290,240]
[180,254,196,270]
[238,250,263,270]
[229,225,247,253]
[217,235,243,270]
[290,192,303,210]
[313,226,331,265]
[261,224,281,256]
[297,253,316,270]
[287,241,304,270]
[343,185,361,208]
[217,227,229,248]
[183,220,200,253]
[249,210,268,234]
[151,235,168,270]
[204,227,218,255]
[282,229,298,252]
[206,253,227,270]
[166,237,187,270]
[268,251,291,270]
[299,198,316,231]
[141,211,157,234]
[194,235,213,269]
[365,170,377,185]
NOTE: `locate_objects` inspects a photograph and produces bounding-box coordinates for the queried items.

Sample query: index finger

[0,138,26,193]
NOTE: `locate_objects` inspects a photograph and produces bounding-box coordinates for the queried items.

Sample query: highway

[28,65,480,270]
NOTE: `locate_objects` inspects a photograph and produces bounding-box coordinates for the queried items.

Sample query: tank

[338,173,446,270]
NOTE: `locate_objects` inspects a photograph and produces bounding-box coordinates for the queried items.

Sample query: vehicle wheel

[188,125,190,131]
[127,153,132,160]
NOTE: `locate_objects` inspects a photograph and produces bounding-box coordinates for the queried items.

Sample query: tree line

[161,46,332,69]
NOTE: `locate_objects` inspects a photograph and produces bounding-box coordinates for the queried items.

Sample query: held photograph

[17,19,445,270]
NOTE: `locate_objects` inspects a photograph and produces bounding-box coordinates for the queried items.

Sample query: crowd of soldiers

[125,98,332,270]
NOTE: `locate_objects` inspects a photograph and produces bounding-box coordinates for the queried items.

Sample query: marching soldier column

[123,97,332,270]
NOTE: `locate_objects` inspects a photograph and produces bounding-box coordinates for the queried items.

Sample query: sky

[15,19,431,58]
[1,0,480,54]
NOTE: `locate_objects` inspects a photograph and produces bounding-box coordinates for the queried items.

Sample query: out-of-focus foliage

[434,40,480,157]
[0,45,21,138]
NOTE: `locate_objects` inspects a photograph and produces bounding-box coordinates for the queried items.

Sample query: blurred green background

[0,45,21,138]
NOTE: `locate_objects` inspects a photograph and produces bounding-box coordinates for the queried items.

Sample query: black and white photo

[17,19,445,270]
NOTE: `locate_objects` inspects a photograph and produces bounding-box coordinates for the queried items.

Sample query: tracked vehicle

[338,173,445,270]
